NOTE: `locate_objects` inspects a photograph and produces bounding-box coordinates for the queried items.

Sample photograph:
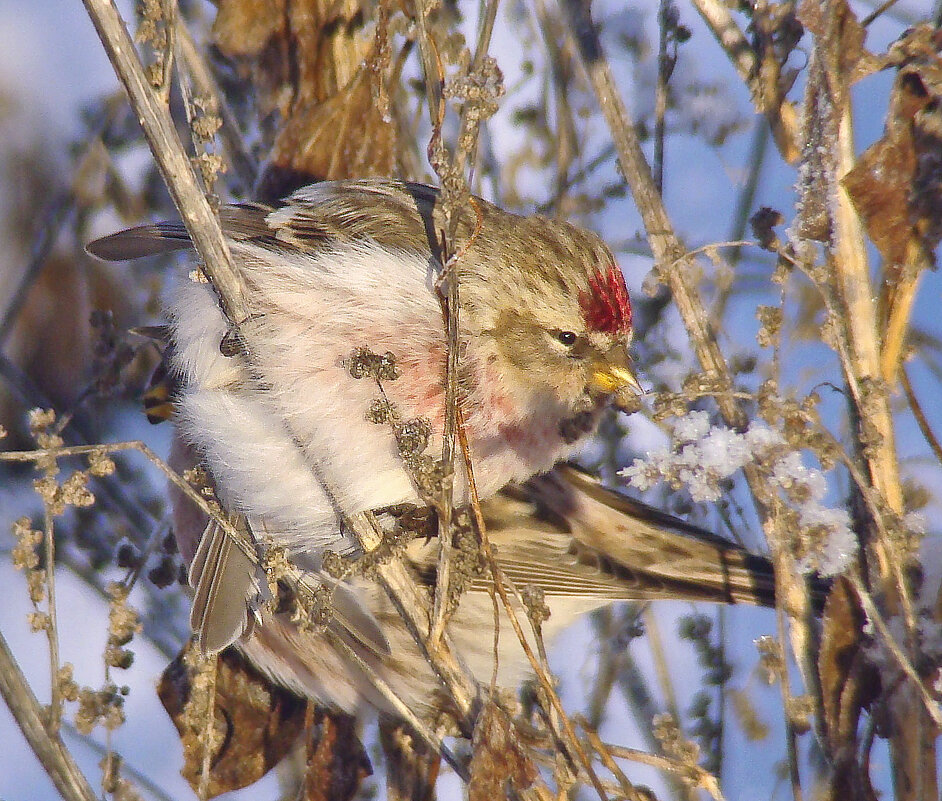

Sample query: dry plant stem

[641,608,681,729]
[1,441,259,567]
[0,629,98,801]
[901,364,942,465]
[689,0,799,163]
[766,286,804,801]
[411,0,458,650]
[531,0,577,210]
[562,0,746,433]
[59,719,175,801]
[197,653,216,801]
[429,274,459,651]
[412,0,445,126]
[586,610,618,729]
[847,573,942,728]
[346,511,481,728]
[578,724,650,801]
[456,426,611,801]
[773,559,803,801]
[653,0,668,193]
[174,18,258,191]
[454,0,501,178]
[0,193,75,347]
[590,737,726,801]
[831,101,904,517]
[861,0,904,26]
[820,75,928,795]
[726,123,769,272]
[160,0,176,102]
[62,720,175,801]
[81,0,248,323]
[420,0,505,658]
[42,506,63,731]
[420,0,498,652]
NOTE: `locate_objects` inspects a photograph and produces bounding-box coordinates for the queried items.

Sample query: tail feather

[189,517,259,655]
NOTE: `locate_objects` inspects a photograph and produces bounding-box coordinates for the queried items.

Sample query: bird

[89,179,777,722]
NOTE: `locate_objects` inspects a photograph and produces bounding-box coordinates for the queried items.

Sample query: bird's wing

[475,465,779,607]
[85,179,504,265]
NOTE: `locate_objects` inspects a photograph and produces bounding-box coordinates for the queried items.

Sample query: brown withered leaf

[212,0,398,197]
[379,717,441,801]
[213,0,378,117]
[213,0,285,60]
[468,703,537,801]
[264,64,396,189]
[843,46,942,268]
[818,578,880,801]
[158,644,307,797]
[843,29,942,381]
[303,706,372,801]
[797,0,878,87]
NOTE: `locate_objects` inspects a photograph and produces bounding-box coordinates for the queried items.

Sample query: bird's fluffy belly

[169,277,429,553]
[167,241,583,545]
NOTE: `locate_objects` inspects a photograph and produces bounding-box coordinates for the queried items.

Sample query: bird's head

[458,212,642,426]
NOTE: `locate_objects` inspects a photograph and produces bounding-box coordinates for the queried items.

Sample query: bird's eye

[556,331,578,346]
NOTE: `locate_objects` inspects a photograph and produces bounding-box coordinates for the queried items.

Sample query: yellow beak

[590,355,644,411]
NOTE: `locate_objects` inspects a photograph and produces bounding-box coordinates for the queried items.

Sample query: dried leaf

[842,27,942,380]
[213,0,285,60]
[264,65,397,189]
[468,703,536,801]
[818,578,880,801]
[303,706,372,801]
[379,717,441,801]
[797,0,878,86]
[843,48,942,268]
[212,0,377,118]
[158,644,307,797]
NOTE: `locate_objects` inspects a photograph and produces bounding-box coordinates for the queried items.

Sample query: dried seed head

[395,418,432,458]
[347,347,401,381]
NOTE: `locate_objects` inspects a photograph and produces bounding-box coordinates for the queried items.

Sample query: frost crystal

[698,428,750,475]
[903,511,927,537]
[744,423,784,451]
[797,504,856,577]
[673,410,711,442]
[619,413,858,576]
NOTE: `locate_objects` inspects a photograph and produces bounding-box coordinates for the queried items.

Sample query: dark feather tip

[86,224,192,261]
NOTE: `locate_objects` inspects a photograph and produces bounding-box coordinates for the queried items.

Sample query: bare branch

[0,629,98,801]
[81,0,247,323]
[690,0,799,162]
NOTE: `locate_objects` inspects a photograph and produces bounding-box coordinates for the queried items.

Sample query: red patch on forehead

[579,265,632,336]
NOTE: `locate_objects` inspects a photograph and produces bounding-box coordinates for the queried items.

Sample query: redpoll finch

[90,179,775,720]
